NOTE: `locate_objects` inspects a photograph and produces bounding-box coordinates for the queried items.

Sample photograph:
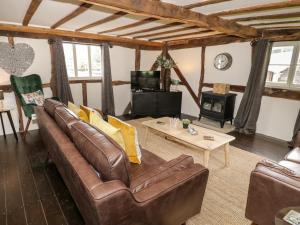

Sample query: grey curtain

[48,39,73,104]
[234,40,272,134]
[101,43,115,116]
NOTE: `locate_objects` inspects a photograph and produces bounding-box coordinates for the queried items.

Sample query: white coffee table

[142,117,235,167]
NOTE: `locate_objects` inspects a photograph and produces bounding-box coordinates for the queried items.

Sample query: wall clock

[214,53,232,70]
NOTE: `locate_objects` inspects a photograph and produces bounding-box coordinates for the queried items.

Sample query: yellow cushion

[108,116,142,164]
[90,113,125,150]
[68,102,89,122]
[80,105,103,121]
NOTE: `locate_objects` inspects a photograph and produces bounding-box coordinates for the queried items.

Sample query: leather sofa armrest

[130,154,194,193]
[245,160,300,225]
[133,164,208,203]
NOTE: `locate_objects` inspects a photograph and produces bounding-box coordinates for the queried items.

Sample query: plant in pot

[156,55,176,92]
[182,119,191,129]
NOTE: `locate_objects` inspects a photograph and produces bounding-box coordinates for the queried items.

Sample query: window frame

[266,41,300,90]
[63,42,103,80]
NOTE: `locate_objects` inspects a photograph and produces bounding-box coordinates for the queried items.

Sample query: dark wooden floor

[0,120,290,225]
[0,131,84,225]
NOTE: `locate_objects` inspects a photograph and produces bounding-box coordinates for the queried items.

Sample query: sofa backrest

[44,98,64,117]
[54,107,79,139]
[71,121,131,187]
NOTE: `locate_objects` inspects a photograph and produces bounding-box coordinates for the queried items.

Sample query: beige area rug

[192,118,235,134]
[128,117,263,225]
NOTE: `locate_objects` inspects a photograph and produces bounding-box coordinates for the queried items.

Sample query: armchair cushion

[285,147,300,164]
[21,90,44,106]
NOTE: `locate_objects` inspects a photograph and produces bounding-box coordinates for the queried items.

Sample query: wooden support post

[198,46,206,101]
[161,45,168,90]
[168,53,201,108]
[7,36,14,47]
[135,46,141,71]
[82,82,88,106]
[15,96,24,133]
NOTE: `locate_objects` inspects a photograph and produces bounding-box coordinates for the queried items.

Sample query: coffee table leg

[203,151,210,168]
[144,127,149,147]
[224,143,230,167]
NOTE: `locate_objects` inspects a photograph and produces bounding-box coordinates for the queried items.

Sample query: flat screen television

[131,71,160,91]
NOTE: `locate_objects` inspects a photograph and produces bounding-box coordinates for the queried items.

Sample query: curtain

[101,43,115,116]
[48,39,73,104]
[234,40,272,134]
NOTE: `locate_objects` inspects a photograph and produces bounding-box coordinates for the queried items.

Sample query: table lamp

[0,90,4,109]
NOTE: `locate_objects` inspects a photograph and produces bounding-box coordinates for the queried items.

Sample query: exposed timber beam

[150,30,219,41]
[119,22,181,37]
[185,0,231,9]
[234,12,300,22]
[23,0,42,26]
[134,26,201,39]
[168,53,200,108]
[198,46,206,101]
[79,0,258,37]
[211,1,300,17]
[51,3,92,29]
[76,11,127,32]
[98,18,158,34]
[166,28,300,49]
[0,23,162,49]
[248,20,300,27]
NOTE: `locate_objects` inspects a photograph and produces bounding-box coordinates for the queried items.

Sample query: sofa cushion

[44,98,63,117]
[70,121,131,187]
[285,147,300,164]
[54,107,79,139]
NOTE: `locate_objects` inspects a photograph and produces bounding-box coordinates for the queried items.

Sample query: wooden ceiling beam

[119,22,181,37]
[76,11,127,31]
[22,0,42,26]
[249,20,300,27]
[234,12,300,22]
[51,3,92,29]
[98,17,158,34]
[0,23,162,49]
[134,26,201,39]
[79,0,258,37]
[113,1,229,37]
[150,30,218,41]
[166,28,300,50]
[185,0,231,9]
[211,1,300,17]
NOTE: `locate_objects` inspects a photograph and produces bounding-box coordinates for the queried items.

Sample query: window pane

[269,46,294,65]
[75,44,90,77]
[63,43,75,77]
[90,46,102,77]
[267,65,290,84]
[293,66,300,85]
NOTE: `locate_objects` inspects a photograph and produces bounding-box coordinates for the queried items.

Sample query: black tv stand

[131,91,182,118]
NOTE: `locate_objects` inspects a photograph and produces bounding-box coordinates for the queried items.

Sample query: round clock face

[214,53,232,70]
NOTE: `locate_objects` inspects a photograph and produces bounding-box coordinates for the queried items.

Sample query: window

[63,43,102,78]
[266,41,300,89]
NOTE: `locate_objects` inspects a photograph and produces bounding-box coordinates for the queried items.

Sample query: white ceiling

[0,0,299,42]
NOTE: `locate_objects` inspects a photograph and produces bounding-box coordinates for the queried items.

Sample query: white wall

[0,37,135,136]
[140,42,299,141]
[1,36,298,141]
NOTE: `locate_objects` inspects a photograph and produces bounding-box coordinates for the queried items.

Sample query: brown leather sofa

[245,147,300,225]
[36,99,209,225]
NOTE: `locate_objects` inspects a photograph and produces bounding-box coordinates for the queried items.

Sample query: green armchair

[10,74,43,137]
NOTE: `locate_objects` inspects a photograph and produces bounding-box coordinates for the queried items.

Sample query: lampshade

[0,90,4,100]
